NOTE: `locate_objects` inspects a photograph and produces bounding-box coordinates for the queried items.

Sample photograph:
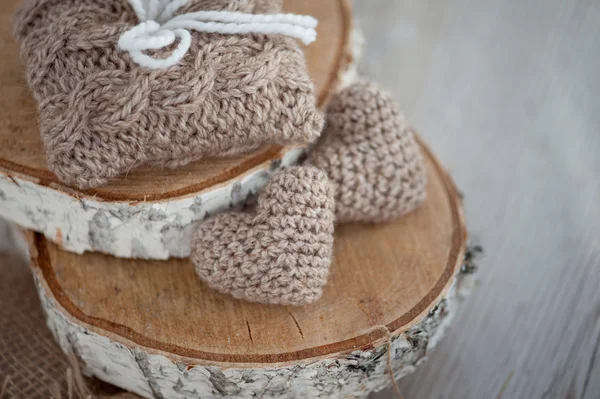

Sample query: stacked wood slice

[0,0,474,398]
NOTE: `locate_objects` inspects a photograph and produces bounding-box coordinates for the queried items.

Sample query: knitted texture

[13,0,323,189]
[307,81,427,223]
[191,166,335,306]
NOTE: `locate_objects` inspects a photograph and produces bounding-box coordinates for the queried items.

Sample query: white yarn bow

[119,0,318,69]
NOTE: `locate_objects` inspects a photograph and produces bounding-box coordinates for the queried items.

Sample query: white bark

[0,148,304,260]
[31,247,477,399]
[0,26,363,260]
[339,22,365,89]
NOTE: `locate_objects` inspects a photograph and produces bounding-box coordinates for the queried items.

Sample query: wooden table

[351,0,600,398]
[1,0,599,397]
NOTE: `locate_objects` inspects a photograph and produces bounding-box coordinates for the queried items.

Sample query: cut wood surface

[28,139,466,363]
[23,138,468,397]
[0,0,352,200]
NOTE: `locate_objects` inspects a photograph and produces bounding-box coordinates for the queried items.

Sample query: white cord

[119,0,318,69]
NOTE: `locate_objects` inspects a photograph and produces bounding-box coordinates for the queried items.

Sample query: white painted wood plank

[352,0,600,398]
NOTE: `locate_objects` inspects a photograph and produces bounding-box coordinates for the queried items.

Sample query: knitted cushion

[307,81,427,223]
[191,166,335,306]
[13,0,323,188]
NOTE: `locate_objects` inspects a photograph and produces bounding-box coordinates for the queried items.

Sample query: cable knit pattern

[307,81,427,223]
[13,0,322,189]
[191,166,335,306]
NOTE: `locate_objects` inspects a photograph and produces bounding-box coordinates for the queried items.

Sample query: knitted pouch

[14,0,323,188]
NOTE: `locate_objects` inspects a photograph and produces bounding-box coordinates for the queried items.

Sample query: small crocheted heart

[307,81,428,223]
[191,166,335,306]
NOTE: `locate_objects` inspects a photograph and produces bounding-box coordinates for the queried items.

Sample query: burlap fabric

[0,238,138,399]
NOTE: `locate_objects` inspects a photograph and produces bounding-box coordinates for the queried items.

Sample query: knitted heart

[307,81,428,223]
[191,166,335,306]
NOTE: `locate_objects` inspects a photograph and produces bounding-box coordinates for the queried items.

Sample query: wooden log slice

[0,0,359,259]
[26,141,470,398]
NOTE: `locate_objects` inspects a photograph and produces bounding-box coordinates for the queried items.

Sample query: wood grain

[29,140,466,364]
[0,0,352,201]
[349,1,600,398]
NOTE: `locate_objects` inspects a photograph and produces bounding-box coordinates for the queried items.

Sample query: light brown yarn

[307,80,427,223]
[191,166,335,306]
[13,0,322,189]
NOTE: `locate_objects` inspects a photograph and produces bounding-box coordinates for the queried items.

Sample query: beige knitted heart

[307,81,428,223]
[191,166,335,306]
